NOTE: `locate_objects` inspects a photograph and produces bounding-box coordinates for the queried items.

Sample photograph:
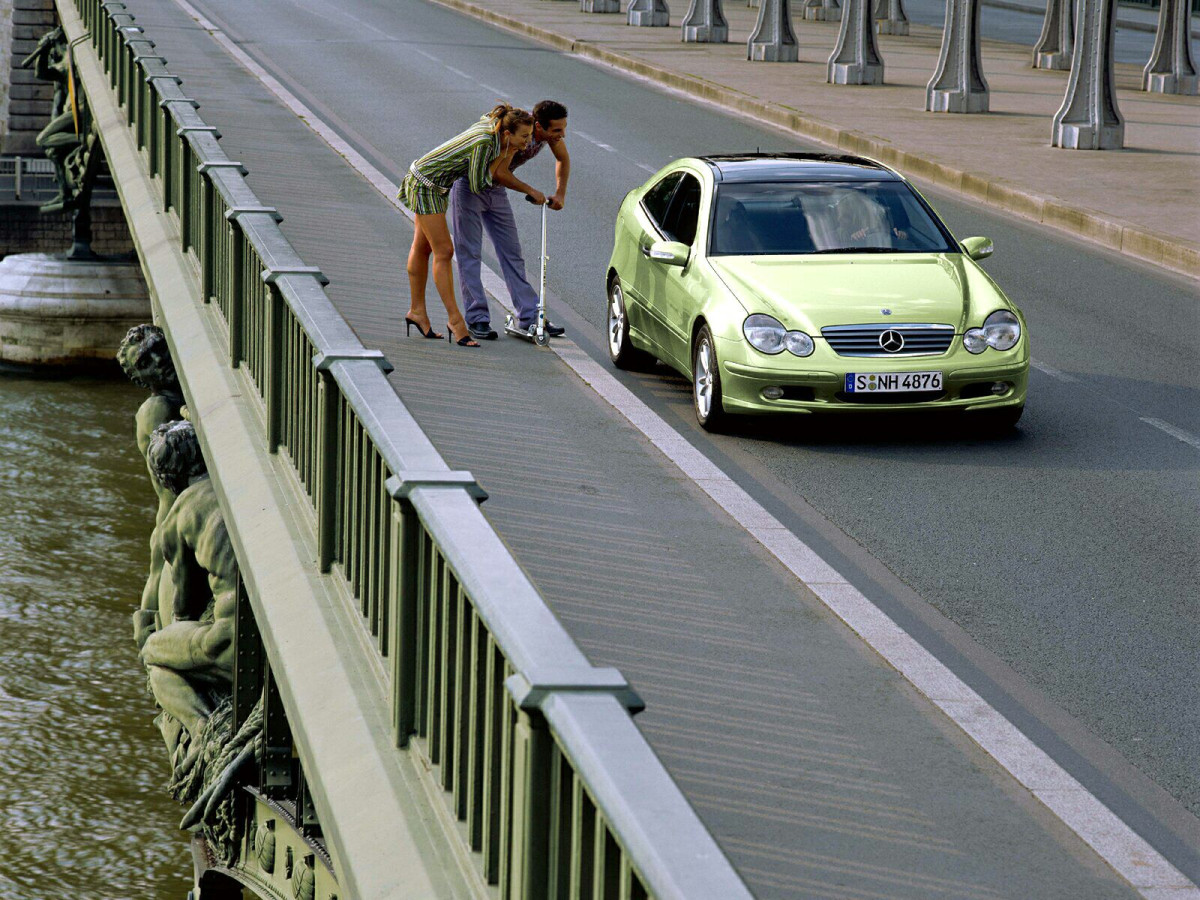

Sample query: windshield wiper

[807,247,902,255]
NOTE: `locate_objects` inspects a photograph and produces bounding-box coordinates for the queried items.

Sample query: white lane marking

[1141,417,1200,451]
[634,162,656,173]
[443,64,472,80]
[164,4,1199,894]
[574,129,616,152]
[1031,359,1077,383]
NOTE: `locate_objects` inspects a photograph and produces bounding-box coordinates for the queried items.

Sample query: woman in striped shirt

[400,104,540,347]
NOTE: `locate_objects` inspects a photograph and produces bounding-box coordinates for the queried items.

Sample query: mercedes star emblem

[879,330,905,353]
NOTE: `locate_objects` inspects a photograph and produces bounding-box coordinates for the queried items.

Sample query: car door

[629,171,683,352]
[654,172,704,372]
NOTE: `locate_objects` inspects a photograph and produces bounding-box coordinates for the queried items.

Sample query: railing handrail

[67,1,755,895]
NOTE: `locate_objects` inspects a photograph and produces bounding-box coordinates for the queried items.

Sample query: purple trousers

[450,178,540,329]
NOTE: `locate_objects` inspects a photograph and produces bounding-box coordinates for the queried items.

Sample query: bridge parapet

[61,0,755,896]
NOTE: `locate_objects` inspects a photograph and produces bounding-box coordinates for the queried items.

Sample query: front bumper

[716,337,1029,415]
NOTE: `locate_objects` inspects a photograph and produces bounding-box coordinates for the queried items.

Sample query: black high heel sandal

[447,326,480,348]
[405,315,443,339]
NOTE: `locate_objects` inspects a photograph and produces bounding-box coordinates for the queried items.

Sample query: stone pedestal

[926,0,988,111]
[628,0,671,25]
[803,0,841,23]
[1142,0,1198,94]
[580,0,621,10]
[1052,0,1123,148]
[828,0,885,83]
[748,0,799,61]
[874,0,909,34]
[682,0,730,40]
[0,252,150,367]
[1033,0,1073,70]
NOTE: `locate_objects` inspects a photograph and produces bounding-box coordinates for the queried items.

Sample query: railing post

[196,161,247,302]
[225,207,280,367]
[627,0,671,26]
[580,0,621,10]
[508,705,552,900]
[259,267,325,453]
[873,0,909,34]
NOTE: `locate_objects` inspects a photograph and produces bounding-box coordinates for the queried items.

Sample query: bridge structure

[50,0,1200,896]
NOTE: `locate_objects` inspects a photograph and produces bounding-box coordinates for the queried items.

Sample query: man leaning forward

[451,100,571,340]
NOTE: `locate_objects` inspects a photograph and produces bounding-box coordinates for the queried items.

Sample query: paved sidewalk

[430,0,1200,277]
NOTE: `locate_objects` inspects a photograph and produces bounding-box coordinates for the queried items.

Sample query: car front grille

[821,324,956,357]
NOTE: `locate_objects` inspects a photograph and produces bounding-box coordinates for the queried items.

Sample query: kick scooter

[504,195,551,347]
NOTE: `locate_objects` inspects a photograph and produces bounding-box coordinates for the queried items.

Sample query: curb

[427,0,1198,280]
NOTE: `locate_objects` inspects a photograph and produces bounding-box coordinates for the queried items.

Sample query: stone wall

[4,0,57,156]
[0,202,134,258]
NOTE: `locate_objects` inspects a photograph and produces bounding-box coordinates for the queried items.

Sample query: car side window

[662,174,702,246]
[642,172,684,232]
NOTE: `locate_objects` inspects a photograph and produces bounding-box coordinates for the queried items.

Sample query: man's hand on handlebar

[524,189,547,206]
[547,193,565,211]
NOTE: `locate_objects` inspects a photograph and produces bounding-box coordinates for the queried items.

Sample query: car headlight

[785,331,814,357]
[743,314,786,354]
[982,310,1020,350]
[963,310,1020,353]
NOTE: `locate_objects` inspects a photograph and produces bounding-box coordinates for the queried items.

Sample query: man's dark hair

[147,420,206,495]
[533,100,568,128]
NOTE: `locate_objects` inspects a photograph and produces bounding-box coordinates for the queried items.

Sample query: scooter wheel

[535,332,550,347]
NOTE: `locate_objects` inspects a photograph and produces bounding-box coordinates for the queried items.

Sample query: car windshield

[709,180,958,256]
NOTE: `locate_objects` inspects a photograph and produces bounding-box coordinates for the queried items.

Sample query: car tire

[607,277,654,371]
[977,404,1024,434]
[693,325,728,432]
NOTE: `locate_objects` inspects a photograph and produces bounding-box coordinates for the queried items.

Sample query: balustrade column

[926,0,988,111]
[683,0,730,41]
[1051,0,1123,149]
[1142,0,1198,95]
[828,0,885,83]
[874,0,909,35]
[580,0,621,10]
[748,0,799,61]
[1033,0,1073,69]
[628,0,671,25]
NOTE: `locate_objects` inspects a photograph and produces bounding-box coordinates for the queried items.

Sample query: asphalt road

[170,0,1199,872]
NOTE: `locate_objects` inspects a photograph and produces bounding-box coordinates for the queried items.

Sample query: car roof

[695,153,901,183]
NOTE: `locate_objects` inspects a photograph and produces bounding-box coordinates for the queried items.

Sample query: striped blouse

[410,116,501,194]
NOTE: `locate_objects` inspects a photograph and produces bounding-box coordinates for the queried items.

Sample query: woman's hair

[487,102,534,135]
[532,100,568,128]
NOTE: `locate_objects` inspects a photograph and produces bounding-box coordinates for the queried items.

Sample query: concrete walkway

[430,0,1200,277]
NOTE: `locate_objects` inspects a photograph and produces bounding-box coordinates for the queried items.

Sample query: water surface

[0,372,191,899]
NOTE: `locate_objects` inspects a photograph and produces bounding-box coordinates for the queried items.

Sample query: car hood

[709,254,980,333]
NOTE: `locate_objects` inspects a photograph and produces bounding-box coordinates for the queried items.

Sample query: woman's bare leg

[406,220,442,335]
[415,212,475,344]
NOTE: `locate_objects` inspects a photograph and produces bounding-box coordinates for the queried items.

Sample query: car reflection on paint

[604,153,1029,432]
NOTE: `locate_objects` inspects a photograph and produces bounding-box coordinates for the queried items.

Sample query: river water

[0,372,191,898]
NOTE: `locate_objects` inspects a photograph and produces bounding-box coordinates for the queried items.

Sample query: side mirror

[645,240,690,268]
[961,236,994,261]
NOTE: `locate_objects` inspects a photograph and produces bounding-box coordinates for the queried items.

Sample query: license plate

[845,371,942,393]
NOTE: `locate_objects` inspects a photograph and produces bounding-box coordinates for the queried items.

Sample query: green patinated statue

[21,27,84,214]
[141,420,237,767]
[117,324,185,648]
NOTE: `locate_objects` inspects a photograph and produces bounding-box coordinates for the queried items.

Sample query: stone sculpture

[118,324,185,647]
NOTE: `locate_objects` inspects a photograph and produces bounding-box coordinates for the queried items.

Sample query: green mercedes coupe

[604,154,1029,431]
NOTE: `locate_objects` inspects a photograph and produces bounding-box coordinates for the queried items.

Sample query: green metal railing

[69,1,755,897]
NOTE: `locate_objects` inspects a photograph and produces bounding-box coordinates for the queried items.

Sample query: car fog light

[990,382,1008,396]
[963,329,987,354]
[763,386,784,400]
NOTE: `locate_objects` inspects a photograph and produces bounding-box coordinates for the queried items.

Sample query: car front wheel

[693,325,728,431]
[607,277,654,370]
